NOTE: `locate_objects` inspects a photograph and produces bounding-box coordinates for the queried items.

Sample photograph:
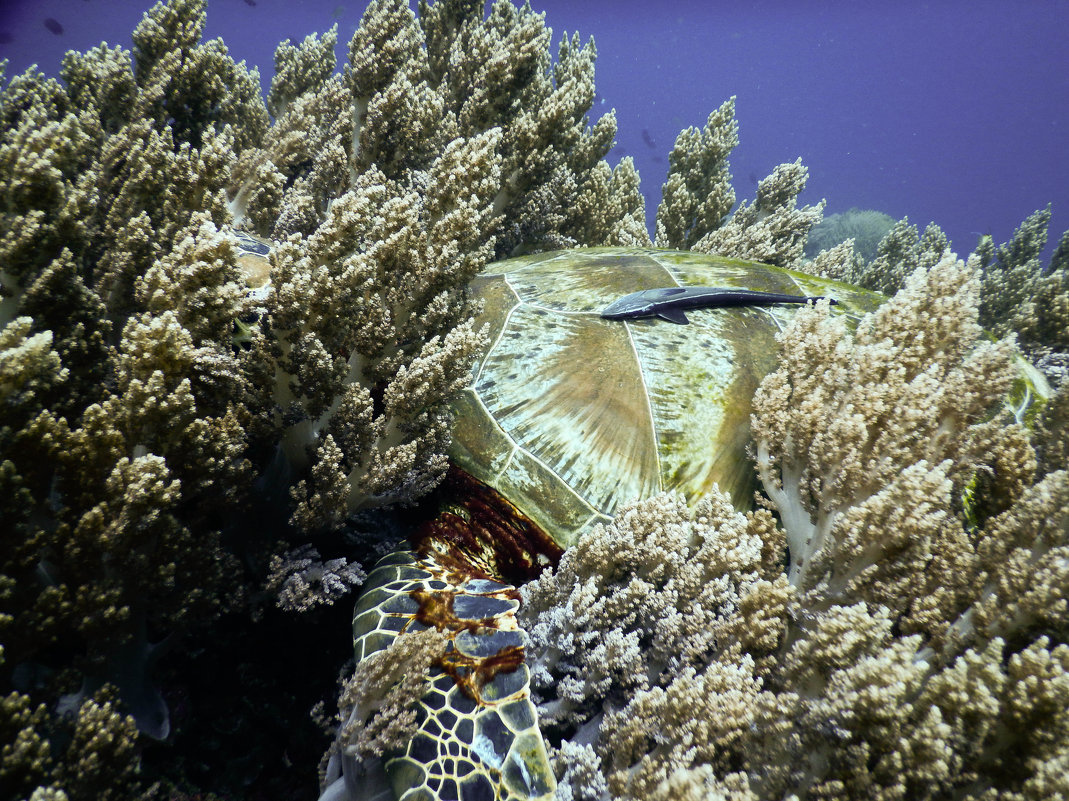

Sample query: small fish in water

[43,17,64,35]
[601,286,836,325]
[641,129,657,149]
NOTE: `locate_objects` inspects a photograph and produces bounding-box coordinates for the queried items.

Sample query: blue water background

[2,0,1067,262]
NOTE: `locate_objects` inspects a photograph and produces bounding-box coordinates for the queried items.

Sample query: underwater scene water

[2,1,1068,800]
[2,0,1067,255]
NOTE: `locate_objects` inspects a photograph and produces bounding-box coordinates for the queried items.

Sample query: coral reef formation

[521,254,1069,800]
[653,97,825,268]
[804,206,897,262]
[803,207,1069,391]
[2,1,267,790]
[0,0,611,793]
[976,206,1069,360]
[0,0,657,794]
[1,0,1066,798]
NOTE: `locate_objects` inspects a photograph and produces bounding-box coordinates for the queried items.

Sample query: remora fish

[601,286,835,324]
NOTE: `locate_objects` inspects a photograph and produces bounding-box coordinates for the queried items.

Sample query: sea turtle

[227,243,907,799]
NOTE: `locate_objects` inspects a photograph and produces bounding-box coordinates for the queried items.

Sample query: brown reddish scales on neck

[412,581,527,702]
[407,466,565,700]
[410,465,564,587]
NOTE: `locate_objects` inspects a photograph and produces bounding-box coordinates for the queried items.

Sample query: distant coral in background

[976,205,1069,366]
[522,253,1069,800]
[809,215,949,294]
[804,206,896,262]
[801,206,1069,390]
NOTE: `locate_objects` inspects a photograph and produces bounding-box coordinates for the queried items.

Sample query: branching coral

[694,157,825,268]
[751,252,1032,610]
[265,130,501,520]
[654,98,738,250]
[2,1,262,767]
[1035,380,1069,476]
[652,97,824,268]
[521,252,1067,801]
[520,491,789,736]
[807,207,1069,390]
[231,0,633,253]
[976,206,1069,362]
[571,157,650,247]
[1,0,648,795]
[264,544,366,613]
[813,216,949,294]
[0,653,141,801]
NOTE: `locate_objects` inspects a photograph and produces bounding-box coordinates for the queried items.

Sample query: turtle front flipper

[327,549,555,801]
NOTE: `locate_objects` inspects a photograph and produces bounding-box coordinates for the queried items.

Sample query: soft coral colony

[0,1,1066,801]
[524,256,1069,800]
